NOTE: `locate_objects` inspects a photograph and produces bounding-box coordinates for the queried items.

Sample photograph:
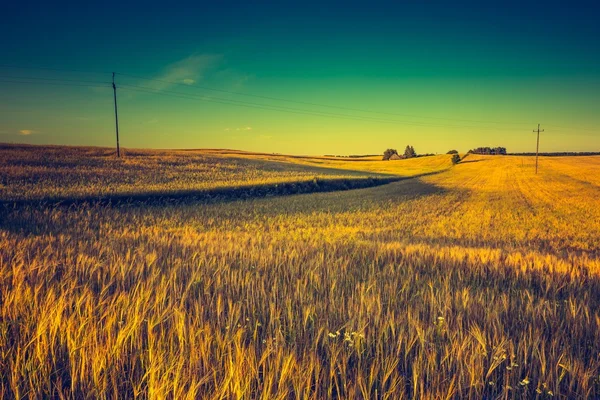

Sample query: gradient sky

[1,0,599,155]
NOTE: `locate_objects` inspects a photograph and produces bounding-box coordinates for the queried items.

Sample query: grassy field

[0,145,451,203]
[1,146,600,398]
[211,150,452,177]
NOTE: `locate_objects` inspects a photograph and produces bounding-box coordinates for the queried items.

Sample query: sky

[1,0,599,155]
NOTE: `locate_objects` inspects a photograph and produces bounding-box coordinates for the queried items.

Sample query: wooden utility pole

[112,72,121,158]
[533,123,544,174]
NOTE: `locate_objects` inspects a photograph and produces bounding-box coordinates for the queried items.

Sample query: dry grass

[1,146,600,398]
[0,145,451,203]
[220,150,452,177]
[0,145,383,202]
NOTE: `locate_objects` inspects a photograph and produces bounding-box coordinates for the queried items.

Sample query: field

[0,145,450,203]
[1,145,600,398]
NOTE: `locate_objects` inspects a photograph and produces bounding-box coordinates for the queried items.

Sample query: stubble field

[1,145,600,398]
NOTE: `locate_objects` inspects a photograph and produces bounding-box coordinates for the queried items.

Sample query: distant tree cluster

[404,145,417,159]
[382,149,399,160]
[447,150,458,154]
[383,146,419,160]
[468,147,507,155]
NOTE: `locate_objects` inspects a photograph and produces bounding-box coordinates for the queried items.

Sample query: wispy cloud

[149,54,222,91]
[225,126,253,132]
[19,129,35,135]
[212,68,253,90]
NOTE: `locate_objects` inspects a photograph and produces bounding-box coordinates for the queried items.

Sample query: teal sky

[1,1,599,155]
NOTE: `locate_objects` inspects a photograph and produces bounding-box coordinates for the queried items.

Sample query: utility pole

[533,123,543,174]
[112,72,121,158]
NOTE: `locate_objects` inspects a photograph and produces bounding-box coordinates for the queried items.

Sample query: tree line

[467,147,507,155]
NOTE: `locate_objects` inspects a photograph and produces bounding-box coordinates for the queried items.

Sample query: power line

[1,75,511,128]
[0,75,111,84]
[116,72,533,126]
[0,79,111,88]
[120,84,528,129]
[120,85,429,125]
[1,69,529,129]
[120,83,421,124]
[2,67,596,133]
[0,64,110,75]
[1,67,597,135]
[119,83,528,130]
[544,124,596,133]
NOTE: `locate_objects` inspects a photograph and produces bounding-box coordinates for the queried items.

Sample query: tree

[451,154,461,164]
[447,150,458,154]
[382,148,398,160]
[404,145,416,159]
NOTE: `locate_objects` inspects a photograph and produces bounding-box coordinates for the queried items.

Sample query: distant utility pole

[112,72,121,158]
[533,123,544,174]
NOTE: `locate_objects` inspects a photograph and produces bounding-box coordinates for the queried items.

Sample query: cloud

[212,68,253,90]
[234,126,252,131]
[150,54,223,91]
[224,128,230,131]
[19,129,35,135]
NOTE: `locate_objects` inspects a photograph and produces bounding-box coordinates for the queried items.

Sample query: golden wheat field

[0,145,398,202]
[1,145,600,399]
